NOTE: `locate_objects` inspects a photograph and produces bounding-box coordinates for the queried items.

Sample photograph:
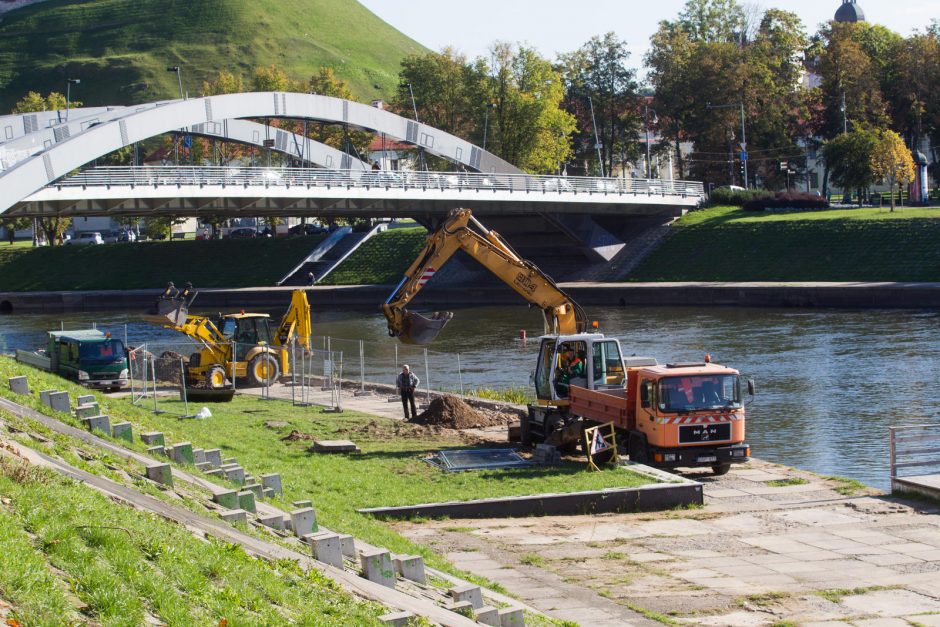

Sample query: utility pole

[644,103,657,179]
[65,78,80,121]
[840,91,848,134]
[588,96,605,178]
[482,103,496,151]
[707,101,748,189]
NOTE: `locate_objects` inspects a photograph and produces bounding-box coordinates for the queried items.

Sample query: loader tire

[247,353,279,387]
[206,365,227,390]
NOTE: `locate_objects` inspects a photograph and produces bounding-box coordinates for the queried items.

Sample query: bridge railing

[53,166,706,199]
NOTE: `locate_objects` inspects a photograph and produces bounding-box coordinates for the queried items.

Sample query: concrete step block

[170,442,194,465]
[9,376,29,395]
[237,490,256,513]
[311,439,361,453]
[475,606,500,626]
[192,448,206,465]
[308,532,343,569]
[75,394,96,406]
[244,474,255,484]
[204,448,222,468]
[260,473,282,496]
[449,583,483,609]
[145,463,173,487]
[258,514,286,530]
[338,534,356,558]
[48,391,71,414]
[83,415,111,436]
[445,601,474,618]
[378,611,415,626]
[222,457,237,465]
[219,509,248,525]
[213,490,239,510]
[140,432,165,447]
[290,507,317,537]
[243,483,263,499]
[360,548,396,588]
[393,555,426,585]
[146,445,167,457]
[204,468,224,478]
[110,422,133,443]
[222,466,245,486]
[293,499,312,508]
[498,608,525,627]
[194,462,213,473]
[38,389,56,407]
[74,404,100,419]
[262,487,276,499]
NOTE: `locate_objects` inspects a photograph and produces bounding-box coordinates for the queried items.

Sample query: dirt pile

[282,430,316,441]
[411,396,508,430]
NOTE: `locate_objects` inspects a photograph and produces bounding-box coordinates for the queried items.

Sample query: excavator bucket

[398,310,454,345]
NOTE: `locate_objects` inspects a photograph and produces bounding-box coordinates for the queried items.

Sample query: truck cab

[47,330,129,391]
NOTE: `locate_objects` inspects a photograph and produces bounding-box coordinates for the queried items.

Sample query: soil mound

[282,430,316,441]
[411,396,503,430]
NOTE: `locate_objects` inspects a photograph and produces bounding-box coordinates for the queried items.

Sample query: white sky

[358,0,936,75]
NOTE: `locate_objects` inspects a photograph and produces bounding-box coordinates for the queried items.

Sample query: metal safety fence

[128,341,198,417]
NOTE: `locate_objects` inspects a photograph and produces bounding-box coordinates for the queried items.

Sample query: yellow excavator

[148,284,311,388]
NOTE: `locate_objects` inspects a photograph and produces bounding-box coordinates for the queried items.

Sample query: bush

[708,187,773,206]
[742,192,830,212]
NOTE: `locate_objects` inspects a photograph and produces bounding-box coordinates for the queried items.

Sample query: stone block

[260,473,282,496]
[237,490,256,513]
[170,442,194,465]
[309,533,343,569]
[9,376,29,395]
[338,534,356,558]
[311,439,361,453]
[75,404,100,419]
[449,584,483,609]
[258,514,285,530]
[222,457,237,465]
[146,446,167,457]
[140,432,165,447]
[498,608,525,627]
[75,394,95,406]
[262,487,276,499]
[83,415,111,436]
[394,555,426,585]
[243,482,263,499]
[204,449,222,468]
[145,463,173,487]
[194,462,212,473]
[290,508,317,537]
[475,606,500,626]
[192,448,206,464]
[219,509,248,525]
[360,549,396,588]
[204,468,224,478]
[379,612,416,626]
[445,601,474,618]
[213,490,239,510]
[110,422,133,443]
[48,391,70,414]
[532,443,560,465]
[244,475,255,484]
[293,499,313,508]
[222,465,245,485]
[39,389,56,407]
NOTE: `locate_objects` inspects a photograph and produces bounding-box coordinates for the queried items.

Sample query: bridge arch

[0,92,520,215]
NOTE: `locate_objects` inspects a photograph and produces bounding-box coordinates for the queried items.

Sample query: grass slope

[628,206,940,282]
[320,226,427,285]
[0,0,427,110]
[0,236,322,291]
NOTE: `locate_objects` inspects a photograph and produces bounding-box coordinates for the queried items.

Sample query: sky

[358,0,936,75]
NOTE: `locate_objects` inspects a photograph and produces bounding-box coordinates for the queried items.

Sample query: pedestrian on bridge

[396,364,420,420]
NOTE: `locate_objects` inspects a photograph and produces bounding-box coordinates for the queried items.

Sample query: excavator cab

[534,334,627,402]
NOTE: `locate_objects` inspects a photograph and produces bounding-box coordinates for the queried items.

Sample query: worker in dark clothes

[396,364,420,419]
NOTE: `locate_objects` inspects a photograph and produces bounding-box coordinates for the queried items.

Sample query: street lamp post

[840,91,847,134]
[482,103,496,151]
[166,66,184,100]
[588,96,605,178]
[644,104,657,179]
[406,83,420,123]
[707,101,748,189]
[65,78,80,121]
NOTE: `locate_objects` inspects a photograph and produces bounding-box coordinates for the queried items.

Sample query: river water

[1,305,938,490]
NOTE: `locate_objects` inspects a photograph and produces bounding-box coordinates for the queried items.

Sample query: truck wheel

[628,432,649,464]
[712,463,732,476]
[205,365,227,389]
[247,354,279,387]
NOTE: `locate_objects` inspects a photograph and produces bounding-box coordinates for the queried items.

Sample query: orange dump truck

[569,358,754,475]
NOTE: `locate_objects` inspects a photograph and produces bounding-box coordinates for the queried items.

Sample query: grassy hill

[0,0,427,111]
[627,206,940,282]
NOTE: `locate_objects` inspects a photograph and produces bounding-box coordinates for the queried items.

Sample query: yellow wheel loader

[146,283,311,388]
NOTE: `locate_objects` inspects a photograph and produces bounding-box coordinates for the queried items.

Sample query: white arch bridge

[0,92,704,262]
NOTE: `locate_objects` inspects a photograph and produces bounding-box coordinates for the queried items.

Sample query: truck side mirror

[640,381,651,408]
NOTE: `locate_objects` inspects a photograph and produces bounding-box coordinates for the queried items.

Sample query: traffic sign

[740,151,748,162]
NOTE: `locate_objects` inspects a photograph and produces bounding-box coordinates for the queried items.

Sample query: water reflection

[1,305,937,490]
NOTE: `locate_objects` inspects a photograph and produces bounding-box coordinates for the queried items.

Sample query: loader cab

[218,313,274,361]
[534,334,626,402]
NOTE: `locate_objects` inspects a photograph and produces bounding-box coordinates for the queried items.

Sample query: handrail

[889,424,940,479]
[50,165,706,199]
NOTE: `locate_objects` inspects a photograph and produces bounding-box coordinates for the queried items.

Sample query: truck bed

[569,385,633,430]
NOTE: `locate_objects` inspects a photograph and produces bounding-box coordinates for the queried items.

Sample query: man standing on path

[397,364,419,419]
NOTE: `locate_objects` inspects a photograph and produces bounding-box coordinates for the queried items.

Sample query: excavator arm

[145,282,229,360]
[274,289,311,350]
[382,208,587,344]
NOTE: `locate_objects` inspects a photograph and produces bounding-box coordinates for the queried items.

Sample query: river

[1,305,938,490]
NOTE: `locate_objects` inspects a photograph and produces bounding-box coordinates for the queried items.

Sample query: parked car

[288,223,327,236]
[65,232,104,246]
[227,227,259,239]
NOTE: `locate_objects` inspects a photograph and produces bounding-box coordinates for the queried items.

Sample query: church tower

[834,0,865,23]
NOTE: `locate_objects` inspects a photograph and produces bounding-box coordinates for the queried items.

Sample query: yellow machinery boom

[382,208,587,344]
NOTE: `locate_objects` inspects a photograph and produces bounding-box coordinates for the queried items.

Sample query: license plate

[697,455,717,463]
[679,422,731,444]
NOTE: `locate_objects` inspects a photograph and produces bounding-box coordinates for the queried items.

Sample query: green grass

[0,236,322,291]
[520,553,546,567]
[814,585,892,604]
[464,386,533,405]
[0,356,653,584]
[320,227,428,285]
[822,475,871,497]
[0,458,383,625]
[0,0,427,110]
[764,478,809,487]
[628,205,940,282]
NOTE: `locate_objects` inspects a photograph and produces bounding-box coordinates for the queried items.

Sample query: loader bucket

[144,294,193,327]
[398,310,454,345]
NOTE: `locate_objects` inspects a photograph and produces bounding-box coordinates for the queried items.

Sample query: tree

[201,70,245,96]
[1,216,31,243]
[11,91,79,113]
[37,217,72,246]
[822,129,878,205]
[677,0,745,43]
[396,48,480,140]
[870,130,915,211]
[306,67,372,157]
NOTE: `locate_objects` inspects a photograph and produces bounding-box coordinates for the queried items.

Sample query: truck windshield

[79,340,126,363]
[659,375,740,412]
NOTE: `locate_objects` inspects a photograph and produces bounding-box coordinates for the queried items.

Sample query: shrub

[742,192,830,212]
[708,187,773,206]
